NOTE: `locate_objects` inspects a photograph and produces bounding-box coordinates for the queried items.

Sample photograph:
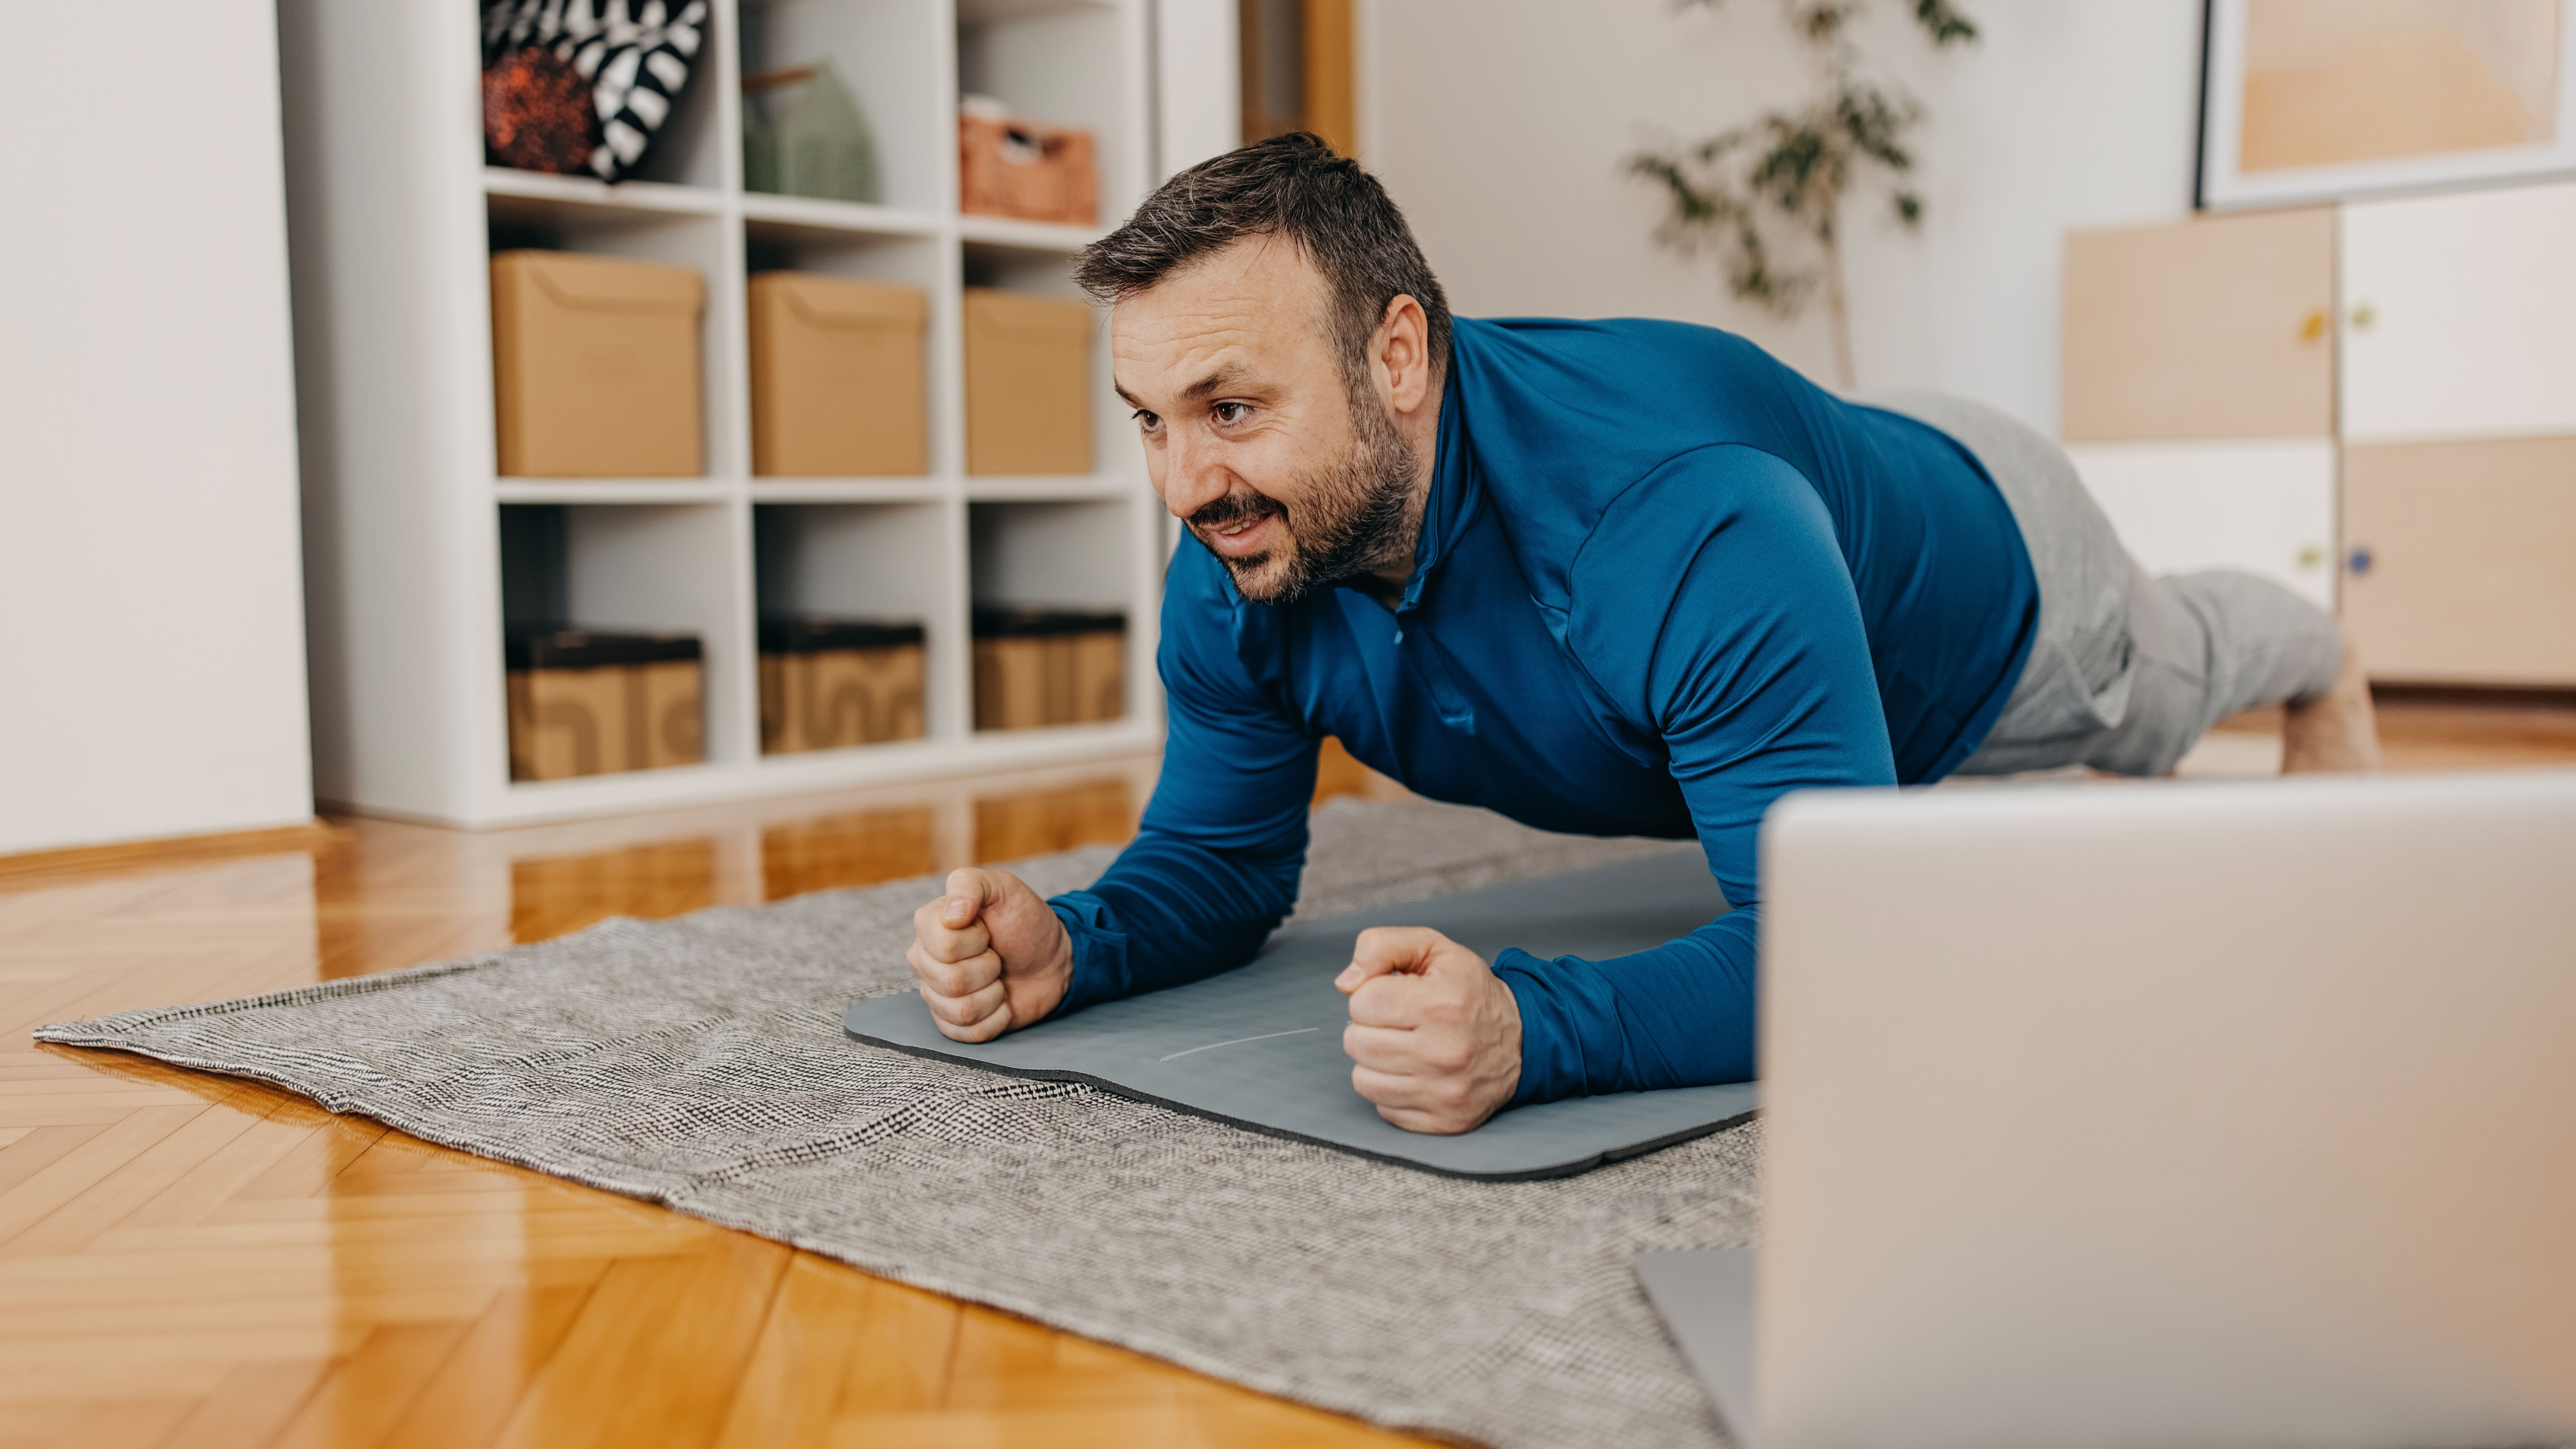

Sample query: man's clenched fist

[906,867,1074,1042]
[1335,926,1523,1134]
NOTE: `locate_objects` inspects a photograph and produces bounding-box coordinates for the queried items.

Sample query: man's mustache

[1189,490,1282,532]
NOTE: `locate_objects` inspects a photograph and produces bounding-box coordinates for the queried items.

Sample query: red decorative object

[483,49,597,176]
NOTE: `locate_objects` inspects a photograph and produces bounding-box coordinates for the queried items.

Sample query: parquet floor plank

[231,1116,395,1204]
[711,1253,960,1449]
[121,1110,351,1230]
[36,1395,199,1449]
[266,1318,485,1449]
[490,1231,792,1449]
[374,1284,602,1449]
[0,1125,107,1197]
[158,1359,340,1449]
[203,1187,598,1228]
[0,1400,82,1449]
[0,1100,268,1257]
[0,1324,354,1384]
[0,1289,496,1340]
[0,721,2552,1445]
[0,1105,205,1244]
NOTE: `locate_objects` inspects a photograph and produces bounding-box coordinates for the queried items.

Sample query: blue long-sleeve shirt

[1047,317,2039,1104]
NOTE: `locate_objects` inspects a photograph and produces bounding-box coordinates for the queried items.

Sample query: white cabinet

[2340,180,2576,443]
[2065,440,2339,611]
[2065,183,2576,687]
[2061,210,2334,443]
[2341,438,2576,685]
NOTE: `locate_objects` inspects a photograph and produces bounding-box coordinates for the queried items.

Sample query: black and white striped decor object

[482,0,710,184]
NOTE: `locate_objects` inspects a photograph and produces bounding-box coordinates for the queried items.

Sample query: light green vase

[744,60,876,204]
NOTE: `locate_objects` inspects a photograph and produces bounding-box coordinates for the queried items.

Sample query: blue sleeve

[1494,447,1898,1102]
[1043,548,1319,1016]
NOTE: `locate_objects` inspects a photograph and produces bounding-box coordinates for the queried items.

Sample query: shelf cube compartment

[480,1,727,189]
[755,503,949,746]
[748,272,929,476]
[759,615,928,753]
[971,606,1125,730]
[969,499,1131,730]
[743,60,879,203]
[491,249,708,477]
[960,110,1099,225]
[963,287,1093,475]
[741,0,946,213]
[500,502,744,777]
[957,0,1139,221]
[506,628,706,781]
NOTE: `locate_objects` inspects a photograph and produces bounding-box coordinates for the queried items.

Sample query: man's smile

[1201,508,1280,557]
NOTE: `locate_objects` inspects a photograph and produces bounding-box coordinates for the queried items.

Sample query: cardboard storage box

[748,274,929,476]
[959,114,1097,226]
[972,607,1124,731]
[491,250,705,477]
[759,615,928,753]
[506,630,705,781]
[963,289,1092,475]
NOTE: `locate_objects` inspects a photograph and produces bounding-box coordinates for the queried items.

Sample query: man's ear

[1374,294,1433,418]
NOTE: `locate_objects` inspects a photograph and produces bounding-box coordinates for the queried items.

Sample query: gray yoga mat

[846,850,1760,1178]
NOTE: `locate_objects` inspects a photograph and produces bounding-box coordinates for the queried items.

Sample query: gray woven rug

[38,799,1754,1449]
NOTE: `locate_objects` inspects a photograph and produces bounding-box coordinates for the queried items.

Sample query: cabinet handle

[2347,546,2375,576]
[2348,302,2377,332]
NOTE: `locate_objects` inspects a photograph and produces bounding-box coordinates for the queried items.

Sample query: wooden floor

[4,702,2571,1448]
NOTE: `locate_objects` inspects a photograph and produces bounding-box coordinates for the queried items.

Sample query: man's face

[1111,237,1416,604]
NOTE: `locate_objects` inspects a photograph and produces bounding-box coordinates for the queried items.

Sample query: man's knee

[2158,569,2342,708]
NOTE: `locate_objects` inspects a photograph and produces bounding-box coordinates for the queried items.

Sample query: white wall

[1360,0,2204,435]
[0,0,312,853]
[1157,0,1244,177]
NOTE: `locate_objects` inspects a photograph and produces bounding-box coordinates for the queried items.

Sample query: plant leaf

[1631,0,1976,316]
[1912,0,1977,44]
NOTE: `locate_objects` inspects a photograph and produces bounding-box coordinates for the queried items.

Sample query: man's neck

[1360,369,1446,605]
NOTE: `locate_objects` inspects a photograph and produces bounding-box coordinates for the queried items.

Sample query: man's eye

[1212,402,1250,425]
[1132,410,1162,434]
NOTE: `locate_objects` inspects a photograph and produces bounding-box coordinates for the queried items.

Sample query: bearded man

[905,135,2382,1135]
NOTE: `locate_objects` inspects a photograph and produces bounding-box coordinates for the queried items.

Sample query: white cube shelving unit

[282,0,1171,826]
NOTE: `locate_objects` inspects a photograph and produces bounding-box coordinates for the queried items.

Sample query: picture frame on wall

[2198,0,2576,210]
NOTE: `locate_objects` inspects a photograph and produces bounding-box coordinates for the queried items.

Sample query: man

[905,135,2381,1135]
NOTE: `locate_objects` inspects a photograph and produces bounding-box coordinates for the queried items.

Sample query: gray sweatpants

[1866,393,2345,778]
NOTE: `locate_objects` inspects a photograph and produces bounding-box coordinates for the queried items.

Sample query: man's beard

[1188,394,1420,607]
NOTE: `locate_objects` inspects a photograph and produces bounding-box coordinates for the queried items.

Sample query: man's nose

[1159,428,1231,520]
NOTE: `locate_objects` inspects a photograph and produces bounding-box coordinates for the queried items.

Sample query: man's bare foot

[2281,645,2383,773]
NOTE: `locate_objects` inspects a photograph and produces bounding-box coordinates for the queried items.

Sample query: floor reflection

[509,838,721,944]
[973,779,1138,864]
[761,807,938,902]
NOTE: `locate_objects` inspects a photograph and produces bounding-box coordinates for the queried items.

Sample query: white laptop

[1639,769,2576,1449]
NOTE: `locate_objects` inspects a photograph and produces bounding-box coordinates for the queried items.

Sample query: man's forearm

[1491,908,1759,1104]
[1045,824,1305,1016]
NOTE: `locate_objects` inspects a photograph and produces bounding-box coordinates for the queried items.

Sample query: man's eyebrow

[1177,366,1249,402]
[1113,366,1255,411]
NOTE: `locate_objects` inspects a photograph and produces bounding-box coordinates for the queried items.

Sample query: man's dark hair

[1073,134,1451,385]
